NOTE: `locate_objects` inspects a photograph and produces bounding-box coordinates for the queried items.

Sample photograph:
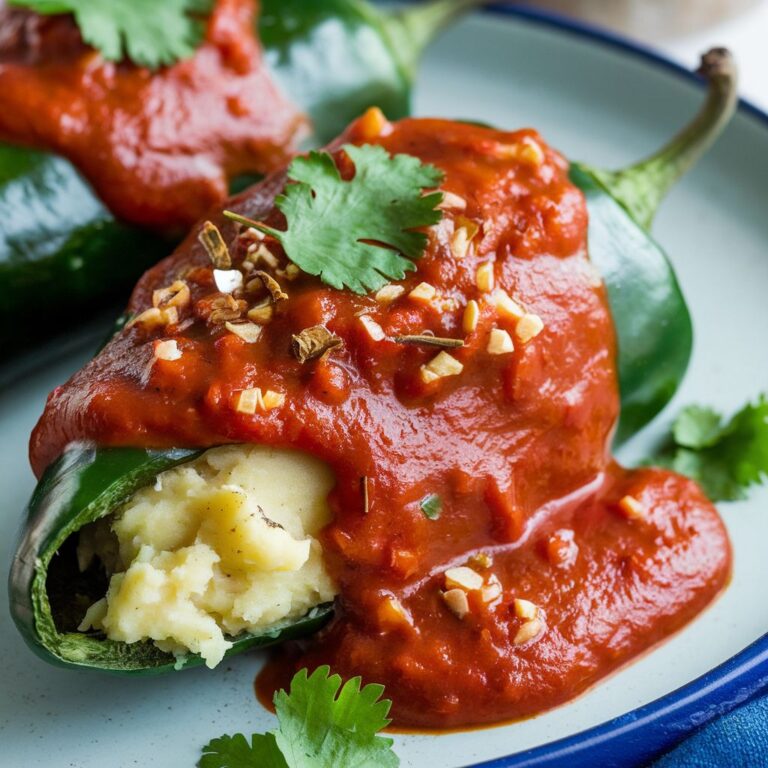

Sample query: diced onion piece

[475,262,495,292]
[420,351,464,384]
[515,313,545,344]
[445,566,484,591]
[225,321,262,344]
[491,290,525,322]
[514,618,543,645]
[153,280,190,310]
[235,388,285,415]
[409,282,437,303]
[375,285,406,305]
[450,224,476,260]
[261,390,286,410]
[513,598,539,621]
[154,340,182,362]
[487,328,514,355]
[127,305,178,330]
[442,588,470,619]
[247,301,274,324]
[214,269,244,295]
[439,191,467,211]
[481,575,502,604]
[359,315,386,341]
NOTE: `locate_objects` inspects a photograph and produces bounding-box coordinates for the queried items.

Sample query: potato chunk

[78,445,337,668]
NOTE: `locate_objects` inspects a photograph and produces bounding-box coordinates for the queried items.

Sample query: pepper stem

[382,0,486,78]
[588,48,738,231]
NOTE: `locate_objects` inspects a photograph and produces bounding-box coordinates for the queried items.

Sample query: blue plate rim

[453,4,768,767]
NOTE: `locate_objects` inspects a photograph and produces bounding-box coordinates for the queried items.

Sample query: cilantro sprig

[650,395,768,502]
[227,144,444,294]
[199,666,399,768]
[9,0,212,69]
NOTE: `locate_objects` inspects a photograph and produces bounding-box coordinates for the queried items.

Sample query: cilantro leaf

[9,0,212,69]
[651,395,768,501]
[245,144,444,294]
[198,666,399,768]
[420,493,442,520]
[200,733,287,768]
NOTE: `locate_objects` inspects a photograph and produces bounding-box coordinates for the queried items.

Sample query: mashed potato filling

[77,445,338,668]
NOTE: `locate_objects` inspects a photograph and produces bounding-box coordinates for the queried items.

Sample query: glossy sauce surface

[0,0,303,231]
[30,114,731,727]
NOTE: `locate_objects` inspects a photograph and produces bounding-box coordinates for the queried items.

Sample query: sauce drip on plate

[30,112,730,728]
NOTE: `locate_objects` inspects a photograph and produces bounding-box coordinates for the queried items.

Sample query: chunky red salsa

[0,0,303,231]
[30,112,730,728]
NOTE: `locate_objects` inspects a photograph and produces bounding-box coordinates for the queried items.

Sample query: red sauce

[30,113,731,728]
[0,0,304,231]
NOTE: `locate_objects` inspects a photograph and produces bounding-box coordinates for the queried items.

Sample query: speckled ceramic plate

[2,6,767,767]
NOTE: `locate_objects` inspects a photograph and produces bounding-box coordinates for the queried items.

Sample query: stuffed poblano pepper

[9,51,737,678]
[0,0,480,364]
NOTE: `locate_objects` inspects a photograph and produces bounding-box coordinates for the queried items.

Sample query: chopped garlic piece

[225,321,262,344]
[514,618,543,645]
[450,226,473,260]
[127,305,178,330]
[487,328,514,355]
[235,388,284,415]
[359,315,386,341]
[463,300,480,334]
[491,290,525,321]
[516,313,544,344]
[481,575,502,604]
[442,588,470,619]
[236,389,260,415]
[375,285,406,305]
[445,566,484,591]
[409,282,437,303]
[153,280,190,310]
[476,262,495,292]
[261,390,286,410]
[214,269,244,295]
[514,598,539,621]
[439,191,467,211]
[154,340,182,362]
[420,351,464,384]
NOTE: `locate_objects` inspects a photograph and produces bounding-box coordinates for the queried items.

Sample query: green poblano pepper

[7,50,739,675]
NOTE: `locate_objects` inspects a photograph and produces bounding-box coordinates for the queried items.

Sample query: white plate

[2,7,768,767]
